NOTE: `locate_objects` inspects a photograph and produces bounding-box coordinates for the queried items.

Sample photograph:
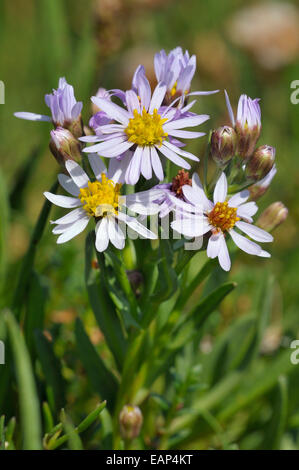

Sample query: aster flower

[147,169,194,218]
[154,48,218,106]
[15,77,83,137]
[81,77,209,185]
[225,90,261,159]
[170,172,273,271]
[44,157,160,252]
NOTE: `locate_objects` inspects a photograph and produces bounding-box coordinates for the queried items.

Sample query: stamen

[208,201,240,232]
[79,173,122,217]
[125,107,168,147]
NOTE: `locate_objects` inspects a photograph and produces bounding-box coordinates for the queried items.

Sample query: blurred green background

[0,0,299,450]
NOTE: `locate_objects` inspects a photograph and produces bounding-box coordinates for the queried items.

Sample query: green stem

[104,247,140,323]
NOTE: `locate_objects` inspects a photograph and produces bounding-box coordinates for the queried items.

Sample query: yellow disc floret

[208,201,240,232]
[79,173,122,217]
[125,107,168,147]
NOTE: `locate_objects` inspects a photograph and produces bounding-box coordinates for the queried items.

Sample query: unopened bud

[210,126,237,165]
[66,115,84,139]
[257,202,288,232]
[235,95,261,159]
[119,405,143,440]
[245,145,275,182]
[50,127,82,167]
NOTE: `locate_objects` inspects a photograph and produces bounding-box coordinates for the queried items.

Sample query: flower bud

[235,95,261,159]
[50,127,82,167]
[257,202,288,232]
[119,405,143,440]
[245,145,275,182]
[66,115,84,139]
[210,126,237,165]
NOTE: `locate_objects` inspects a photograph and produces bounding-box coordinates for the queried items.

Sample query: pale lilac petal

[207,233,221,259]
[218,234,231,271]
[167,193,201,213]
[44,192,81,208]
[71,102,83,120]
[83,136,127,154]
[134,66,151,111]
[65,160,89,188]
[228,190,250,208]
[52,223,75,235]
[236,202,258,220]
[235,221,273,243]
[162,140,199,162]
[51,207,86,225]
[58,174,80,197]
[192,173,214,211]
[100,141,134,158]
[258,250,271,258]
[171,217,210,238]
[167,129,205,139]
[224,90,235,127]
[213,173,228,204]
[117,212,157,239]
[14,112,52,122]
[182,185,202,207]
[230,229,262,255]
[108,152,131,183]
[88,154,107,179]
[140,146,152,180]
[151,147,164,181]
[126,90,140,114]
[158,144,190,169]
[125,147,143,185]
[108,216,125,250]
[91,97,130,125]
[188,90,219,97]
[79,135,102,143]
[149,83,167,113]
[164,114,210,131]
[95,218,109,252]
[57,217,89,244]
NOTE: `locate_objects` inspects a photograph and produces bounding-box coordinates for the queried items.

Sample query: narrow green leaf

[4,310,42,450]
[47,402,106,450]
[218,351,294,422]
[62,415,83,451]
[42,402,54,434]
[176,282,237,334]
[24,272,48,354]
[12,180,59,318]
[75,318,118,410]
[34,330,65,414]
[262,375,288,450]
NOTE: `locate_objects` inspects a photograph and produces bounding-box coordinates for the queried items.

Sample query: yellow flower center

[208,201,240,232]
[79,173,122,217]
[125,107,168,147]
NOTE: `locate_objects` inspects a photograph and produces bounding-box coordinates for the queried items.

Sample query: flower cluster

[14,47,286,271]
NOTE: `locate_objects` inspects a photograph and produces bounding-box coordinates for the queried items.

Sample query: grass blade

[4,310,42,450]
